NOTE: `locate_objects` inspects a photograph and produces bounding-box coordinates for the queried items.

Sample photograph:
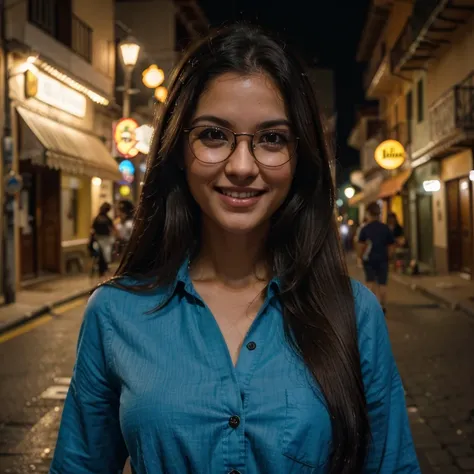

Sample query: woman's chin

[212,213,269,236]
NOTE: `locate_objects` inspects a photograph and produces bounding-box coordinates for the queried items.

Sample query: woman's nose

[224,138,258,178]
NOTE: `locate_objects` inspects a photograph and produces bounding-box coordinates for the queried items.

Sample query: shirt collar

[175,257,281,301]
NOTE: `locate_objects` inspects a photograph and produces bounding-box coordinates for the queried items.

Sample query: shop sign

[114,119,153,158]
[118,159,135,184]
[374,140,406,170]
[4,171,23,196]
[25,70,86,118]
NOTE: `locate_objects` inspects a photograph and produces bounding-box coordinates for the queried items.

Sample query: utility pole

[1,0,16,303]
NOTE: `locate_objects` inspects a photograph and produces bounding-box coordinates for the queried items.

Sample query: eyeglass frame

[183,125,299,167]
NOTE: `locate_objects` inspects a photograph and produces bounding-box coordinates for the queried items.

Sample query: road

[0,274,473,473]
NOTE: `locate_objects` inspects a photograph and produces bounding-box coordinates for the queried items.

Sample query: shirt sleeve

[49,287,128,473]
[387,227,396,245]
[355,284,421,473]
[358,226,367,243]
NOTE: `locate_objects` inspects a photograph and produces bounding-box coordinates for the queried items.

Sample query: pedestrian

[357,202,395,313]
[91,202,115,276]
[115,199,135,257]
[50,24,420,474]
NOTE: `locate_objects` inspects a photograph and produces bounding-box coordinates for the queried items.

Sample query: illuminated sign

[25,70,87,118]
[113,119,153,158]
[374,140,406,170]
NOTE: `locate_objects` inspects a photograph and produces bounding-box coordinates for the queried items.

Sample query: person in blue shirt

[358,202,396,314]
[50,24,420,474]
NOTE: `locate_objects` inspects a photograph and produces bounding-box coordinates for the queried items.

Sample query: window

[406,90,413,144]
[417,79,424,123]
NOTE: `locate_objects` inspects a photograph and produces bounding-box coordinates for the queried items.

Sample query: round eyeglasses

[183,125,298,167]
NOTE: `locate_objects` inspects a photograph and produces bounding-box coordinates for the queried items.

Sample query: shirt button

[228,415,240,428]
[246,341,257,351]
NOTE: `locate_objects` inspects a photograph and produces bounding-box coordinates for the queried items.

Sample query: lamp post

[1,2,17,303]
[118,37,140,118]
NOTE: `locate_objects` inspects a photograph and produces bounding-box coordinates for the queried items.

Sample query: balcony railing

[430,73,474,146]
[28,0,93,63]
[72,14,93,63]
[364,43,386,91]
[391,0,474,72]
[28,0,56,37]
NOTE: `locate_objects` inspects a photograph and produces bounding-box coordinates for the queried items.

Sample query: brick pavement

[1,261,473,473]
[350,258,474,474]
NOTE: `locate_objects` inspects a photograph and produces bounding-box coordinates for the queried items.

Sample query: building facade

[3,0,120,288]
[349,0,474,278]
[113,0,208,202]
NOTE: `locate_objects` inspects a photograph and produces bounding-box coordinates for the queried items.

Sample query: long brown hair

[114,24,370,473]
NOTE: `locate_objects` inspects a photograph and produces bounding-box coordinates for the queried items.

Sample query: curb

[0,287,94,336]
[391,273,474,318]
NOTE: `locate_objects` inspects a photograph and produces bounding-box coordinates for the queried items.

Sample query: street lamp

[142,64,164,89]
[344,186,355,199]
[118,36,141,118]
[154,86,168,103]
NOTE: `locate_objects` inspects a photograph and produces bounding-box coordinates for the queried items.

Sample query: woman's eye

[199,128,227,141]
[259,132,288,146]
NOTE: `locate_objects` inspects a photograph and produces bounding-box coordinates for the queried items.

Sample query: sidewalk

[347,252,474,318]
[390,269,474,318]
[0,272,109,334]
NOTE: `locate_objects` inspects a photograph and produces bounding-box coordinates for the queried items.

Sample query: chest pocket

[282,388,333,470]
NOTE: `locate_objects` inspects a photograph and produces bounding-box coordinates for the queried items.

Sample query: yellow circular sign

[374,140,406,170]
[114,118,139,158]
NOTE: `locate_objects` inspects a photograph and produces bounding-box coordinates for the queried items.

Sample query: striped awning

[17,106,120,181]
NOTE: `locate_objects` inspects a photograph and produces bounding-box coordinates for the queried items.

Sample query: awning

[17,106,120,181]
[349,192,365,206]
[378,169,412,199]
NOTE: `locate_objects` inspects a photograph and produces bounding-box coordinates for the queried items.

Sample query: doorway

[416,193,434,268]
[447,177,473,276]
[19,161,61,280]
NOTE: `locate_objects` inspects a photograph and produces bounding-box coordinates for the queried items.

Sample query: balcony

[6,0,113,98]
[427,72,474,158]
[391,0,474,73]
[28,0,93,63]
[72,14,92,63]
[364,49,395,99]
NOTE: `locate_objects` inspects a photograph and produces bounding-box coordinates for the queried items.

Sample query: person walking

[91,202,115,276]
[358,202,395,313]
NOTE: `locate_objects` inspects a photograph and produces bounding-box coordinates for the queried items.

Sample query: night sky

[198,0,371,184]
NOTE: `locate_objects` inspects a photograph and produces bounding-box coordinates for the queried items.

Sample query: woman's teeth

[220,190,261,198]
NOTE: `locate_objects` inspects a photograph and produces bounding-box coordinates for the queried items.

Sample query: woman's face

[184,73,296,235]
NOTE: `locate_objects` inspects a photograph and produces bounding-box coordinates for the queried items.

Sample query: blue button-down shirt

[50,261,420,473]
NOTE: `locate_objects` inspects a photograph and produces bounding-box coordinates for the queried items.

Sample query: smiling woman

[50,23,421,474]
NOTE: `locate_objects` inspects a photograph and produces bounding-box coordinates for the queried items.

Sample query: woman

[115,199,135,257]
[387,212,405,247]
[51,24,420,473]
[91,202,115,276]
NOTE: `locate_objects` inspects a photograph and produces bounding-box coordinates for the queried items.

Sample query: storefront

[376,168,411,225]
[407,161,440,272]
[440,149,473,278]
[10,57,119,282]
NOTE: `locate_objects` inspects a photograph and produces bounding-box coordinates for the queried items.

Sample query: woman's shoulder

[85,279,174,323]
[350,279,389,354]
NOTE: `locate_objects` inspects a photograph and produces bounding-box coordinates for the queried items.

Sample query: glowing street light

[344,186,355,199]
[119,37,141,68]
[118,37,141,119]
[142,65,164,88]
[154,86,168,103]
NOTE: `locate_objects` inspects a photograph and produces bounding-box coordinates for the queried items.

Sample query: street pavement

[0,269,473,473]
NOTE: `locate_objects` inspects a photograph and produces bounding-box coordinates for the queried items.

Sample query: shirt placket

[183,277,277,474]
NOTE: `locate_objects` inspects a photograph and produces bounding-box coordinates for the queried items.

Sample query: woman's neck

[190,218,270,288]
